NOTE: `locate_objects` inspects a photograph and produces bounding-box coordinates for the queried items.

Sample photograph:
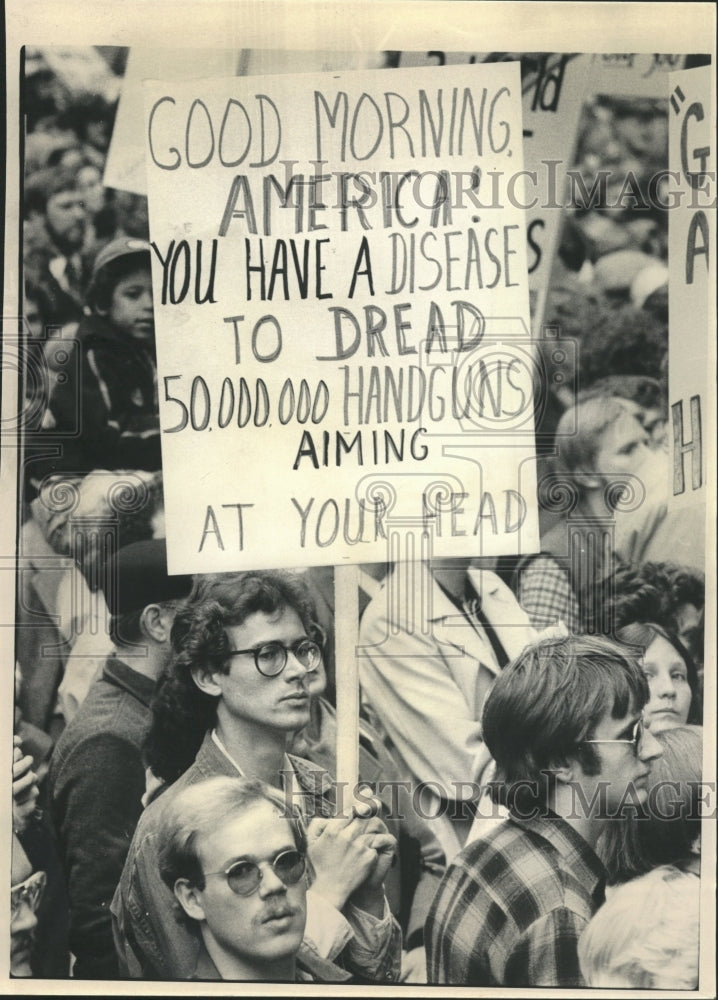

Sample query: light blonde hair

[578,864,699,989]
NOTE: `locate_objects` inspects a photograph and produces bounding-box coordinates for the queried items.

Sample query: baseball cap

[87,236,153,306]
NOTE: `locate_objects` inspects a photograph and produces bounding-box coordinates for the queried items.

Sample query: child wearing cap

[43,237,161,477]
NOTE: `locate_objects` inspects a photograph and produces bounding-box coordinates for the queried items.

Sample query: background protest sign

[104,47,240,194]
[143,61,539,573]
[399,52,590,331]
[668,64,714,510]
[589,52,690,97]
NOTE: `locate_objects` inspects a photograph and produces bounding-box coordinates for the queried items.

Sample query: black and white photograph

[2,2,715,994]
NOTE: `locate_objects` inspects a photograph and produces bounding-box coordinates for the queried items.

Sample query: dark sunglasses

[202,849,306,896]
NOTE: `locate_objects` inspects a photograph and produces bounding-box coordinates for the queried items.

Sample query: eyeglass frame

[582,716,645,757]
[201,848,307,897]
[11,869,46,921]
[227,635,323,677]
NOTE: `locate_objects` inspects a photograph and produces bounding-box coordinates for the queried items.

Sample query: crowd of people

[11,47,707,988]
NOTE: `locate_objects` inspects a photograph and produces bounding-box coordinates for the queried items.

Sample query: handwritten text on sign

[143,63,538,572]
[400,52,589,330]
[668,64,714,506]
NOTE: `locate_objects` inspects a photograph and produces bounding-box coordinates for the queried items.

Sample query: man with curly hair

[112,569,402,983]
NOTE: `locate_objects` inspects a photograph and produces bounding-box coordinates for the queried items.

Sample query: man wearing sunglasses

[157,776,354,982]
[113,570,401,982]
[426,634,663,988]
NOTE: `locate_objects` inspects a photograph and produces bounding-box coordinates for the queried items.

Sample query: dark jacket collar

[78,312,156,357]
[102,655,157,708]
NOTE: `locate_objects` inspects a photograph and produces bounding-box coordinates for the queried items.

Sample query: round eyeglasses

[203,849,306,896]
[228,637,322,677]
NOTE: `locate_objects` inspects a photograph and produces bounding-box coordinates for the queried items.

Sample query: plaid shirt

[425,811,606,987]
[515,554,581,634]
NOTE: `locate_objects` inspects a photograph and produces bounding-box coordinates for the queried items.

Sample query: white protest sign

[668,64,714,508]
[400,52,589,329]
[104,47,240,194]
[143,62,539,573]
[517,55,588,329]
[105,49,387,195]
[589,52,689,97]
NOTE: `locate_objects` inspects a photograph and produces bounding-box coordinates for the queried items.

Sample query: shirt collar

[210,728,295,778]
[296,945,352,982]
[102,656,156,707]
[208,730,333,802]
[190,942,351,983]
[509,808,607,899]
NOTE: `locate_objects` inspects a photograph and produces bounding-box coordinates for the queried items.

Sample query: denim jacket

[190,942,354,982]
[111,732,401,982]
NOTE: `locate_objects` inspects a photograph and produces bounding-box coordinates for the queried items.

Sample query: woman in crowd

[599,724,702,885]
[597,560,704,732]
[617,624,701,734]
[583,724,702,986]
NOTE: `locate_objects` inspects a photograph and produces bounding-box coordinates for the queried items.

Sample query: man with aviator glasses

[426,634,664,988]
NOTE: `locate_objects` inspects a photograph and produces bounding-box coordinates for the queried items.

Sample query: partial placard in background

[401,52,589,331]
[143,61,539,573]
[589,52,689,97]
[103,48,240,194]
[668,64,714,509]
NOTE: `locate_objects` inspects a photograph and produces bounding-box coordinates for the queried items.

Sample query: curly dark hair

[642,562,704,615]
[588,561,704,725]
[594,561,704,639]
[578,374,666,414]
[578,304,667,387]
[144,571,318,785]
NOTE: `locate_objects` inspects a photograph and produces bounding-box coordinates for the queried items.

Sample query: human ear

[174,880,206,922]
[140,604,168,644]
[552,757,579,786]
[143,603,177,644]
[190,663,223,698]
